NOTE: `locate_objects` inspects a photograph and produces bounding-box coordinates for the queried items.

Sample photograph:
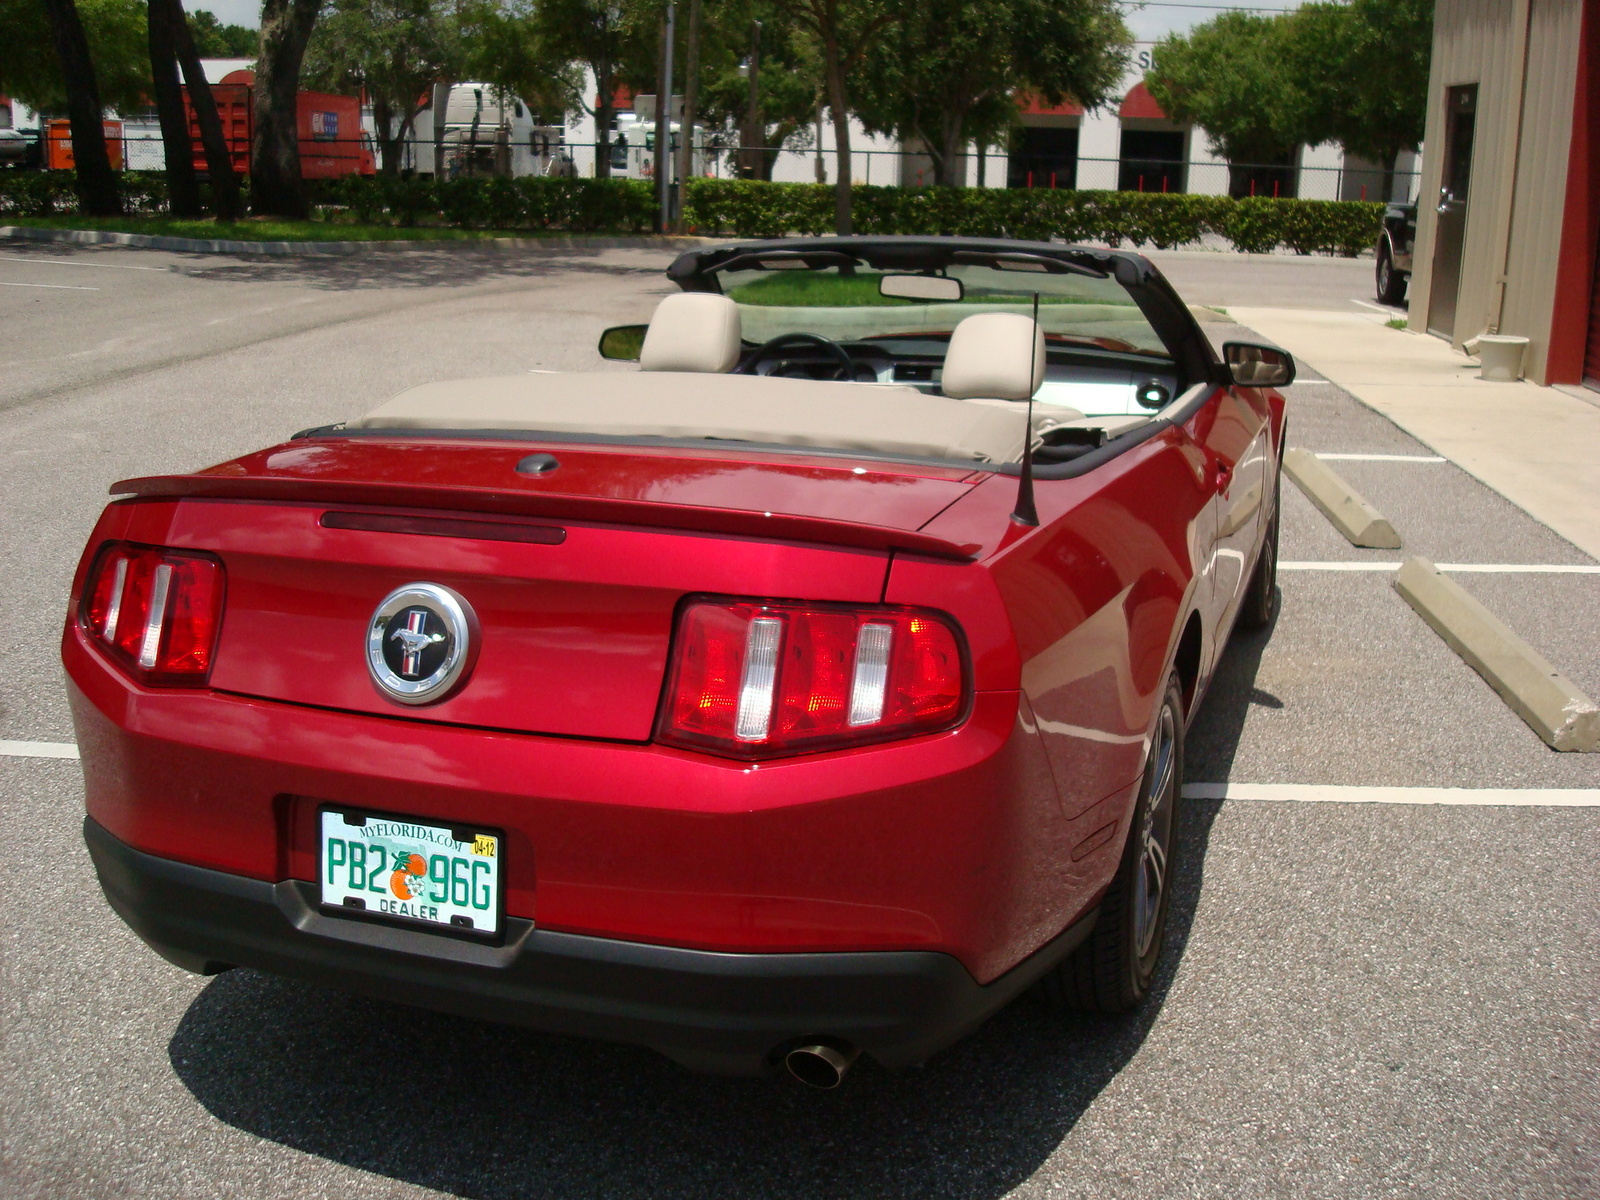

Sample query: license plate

[319,809,502,937]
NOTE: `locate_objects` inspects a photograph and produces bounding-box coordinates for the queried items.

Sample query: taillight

[80,543,224,686]
[659,598,967,759]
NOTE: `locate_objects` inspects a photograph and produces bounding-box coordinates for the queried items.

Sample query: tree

[186,9,258,56]
[1,0,151,117]
[1283,0,1431,198]
[147,0,203,216]
[532,0,637,178]
[251,0,319,217]
[856,0,1130,187]
[692,2,819,180]
[304,0,461,176]
[1146,12,1301,169]
[172,0,243,217]
[38,0,121,213]
[771,0,895,233]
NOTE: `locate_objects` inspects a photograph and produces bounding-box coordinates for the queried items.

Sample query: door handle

[1215,462,1233,491]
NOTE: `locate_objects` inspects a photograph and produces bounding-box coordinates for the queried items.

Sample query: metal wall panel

[1501,0,1583,380]
[1410,0,1582,382]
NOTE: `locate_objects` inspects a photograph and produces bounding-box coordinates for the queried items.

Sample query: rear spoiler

[109,472,982,563]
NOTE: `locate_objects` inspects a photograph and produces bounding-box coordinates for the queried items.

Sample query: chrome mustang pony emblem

[366,583,477,705]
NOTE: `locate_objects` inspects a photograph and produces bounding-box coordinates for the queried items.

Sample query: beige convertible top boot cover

[353,371,1072,464]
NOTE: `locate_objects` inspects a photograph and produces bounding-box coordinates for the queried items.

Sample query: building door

[1427,85,1478,338]
[1008,126,1078,189]
[1118,129,1186,192]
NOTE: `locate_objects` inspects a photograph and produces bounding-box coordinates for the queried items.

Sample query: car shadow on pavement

[172,248,671,292]
[167,613,1274,1200]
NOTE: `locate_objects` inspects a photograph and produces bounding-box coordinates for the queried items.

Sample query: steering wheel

[738,332,857,381]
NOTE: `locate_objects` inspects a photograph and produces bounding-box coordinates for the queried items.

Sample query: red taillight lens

[659,599,967,759]
[80,543,224,686]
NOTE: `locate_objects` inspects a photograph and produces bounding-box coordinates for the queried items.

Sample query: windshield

[718,263,1170,358]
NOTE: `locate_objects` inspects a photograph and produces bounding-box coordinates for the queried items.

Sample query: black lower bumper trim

[84,817,1096,1075]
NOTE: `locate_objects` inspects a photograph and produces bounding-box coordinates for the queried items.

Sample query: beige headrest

[639,292,743,373]
[940,312,1046,401]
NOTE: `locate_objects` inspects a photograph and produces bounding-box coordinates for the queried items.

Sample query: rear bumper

[86,817,1095,1075]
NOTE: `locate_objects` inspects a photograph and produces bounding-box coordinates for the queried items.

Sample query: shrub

[4,169,1386,254]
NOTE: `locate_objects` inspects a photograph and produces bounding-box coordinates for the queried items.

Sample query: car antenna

[1010,292,1041,528]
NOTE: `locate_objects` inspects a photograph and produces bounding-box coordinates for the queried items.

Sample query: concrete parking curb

[1283,447,1401,548]
[0,225,717,257]
[1394,556,1600,752]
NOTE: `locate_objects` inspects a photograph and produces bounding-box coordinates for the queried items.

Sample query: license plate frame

[317,806,505,941]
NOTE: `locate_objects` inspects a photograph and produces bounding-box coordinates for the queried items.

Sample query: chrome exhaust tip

[783,1041,859,1089]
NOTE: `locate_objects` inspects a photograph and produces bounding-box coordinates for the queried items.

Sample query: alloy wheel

[1133,702,1178,960]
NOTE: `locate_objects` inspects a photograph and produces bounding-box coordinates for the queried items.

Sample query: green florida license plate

[319,809,502,936]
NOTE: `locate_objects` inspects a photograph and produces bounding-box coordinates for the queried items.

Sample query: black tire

[1045,672,1184,1014]
[1375,245,1407,305]
[1237,469,1280,630]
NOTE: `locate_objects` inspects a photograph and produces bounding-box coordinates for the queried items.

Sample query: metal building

[1408,0,1598,389]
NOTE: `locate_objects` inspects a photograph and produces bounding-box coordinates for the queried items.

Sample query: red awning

[1017,93,1084,118]
[1119,82,1170,120]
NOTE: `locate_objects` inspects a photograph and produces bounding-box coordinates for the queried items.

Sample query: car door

[1184,383,1269,645]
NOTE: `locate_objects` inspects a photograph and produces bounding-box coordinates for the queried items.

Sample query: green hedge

[685,180,1380,255]
[1,169,1383,255]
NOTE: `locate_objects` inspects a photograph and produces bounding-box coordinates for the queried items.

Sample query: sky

[190,0,1311,42]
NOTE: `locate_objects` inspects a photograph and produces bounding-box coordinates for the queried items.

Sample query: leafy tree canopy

[1146,11,1300,165]
[855,0,1130,186]
[187,9,258,58]
[1149,0,1432,173]
[1282,0,1431,170]
[0,0,150,116]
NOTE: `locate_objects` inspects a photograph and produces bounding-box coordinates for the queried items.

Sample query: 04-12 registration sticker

[319,810,501,936]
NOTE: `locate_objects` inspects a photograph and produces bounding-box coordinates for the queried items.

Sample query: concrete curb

[1283,447,1401,548]
[1394,556,1600,752]
[0,225,717,257]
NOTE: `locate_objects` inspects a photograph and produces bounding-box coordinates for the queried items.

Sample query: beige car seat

[940,312,1046,402]
[639,292,743,373]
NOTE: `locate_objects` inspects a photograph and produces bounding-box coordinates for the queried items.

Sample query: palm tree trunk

[40,0,121,215]
[674,0,701,232]
[147,0,202,216]
[170,0,241,219]
[251,0,319,218]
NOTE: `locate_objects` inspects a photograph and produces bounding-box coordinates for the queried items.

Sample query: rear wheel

[1376,246,1407,305]
[1045,673,1184,1013]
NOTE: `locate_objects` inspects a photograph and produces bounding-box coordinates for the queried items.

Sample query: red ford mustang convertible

[67,238,1290,1087]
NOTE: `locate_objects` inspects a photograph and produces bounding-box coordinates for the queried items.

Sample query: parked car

[67,237,1290,1088]
[1376,202,1416,305]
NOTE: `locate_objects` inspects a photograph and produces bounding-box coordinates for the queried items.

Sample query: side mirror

[598,324,648,362]
[878,273,964,302]
[1222,341,1295,388]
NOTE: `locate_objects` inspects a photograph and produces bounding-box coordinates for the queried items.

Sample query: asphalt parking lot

[1,241,1595,1199]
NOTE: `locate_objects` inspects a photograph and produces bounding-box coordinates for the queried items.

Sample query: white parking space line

[0,740,80,759]
[0,255,167,272]
[0,280,99,291]
[1315,452,1447,463]
[1185,783,1600,806]
[1280,561,1600,574]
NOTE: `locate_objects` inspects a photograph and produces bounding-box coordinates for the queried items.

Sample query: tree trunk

[822,38,851,234]
[40,0,121,215]
[251,0,319,218]
[935,109,966,188]
[653,5,673,232]
[147,0,202,216]
[170,0,241,219]
[594,55,613,180]
[375,96,400,175]
[1381,145,1399,204]
[674,0,701,232]
[741,20,760,179]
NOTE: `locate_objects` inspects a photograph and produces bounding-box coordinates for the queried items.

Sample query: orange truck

[46,72,373,178]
